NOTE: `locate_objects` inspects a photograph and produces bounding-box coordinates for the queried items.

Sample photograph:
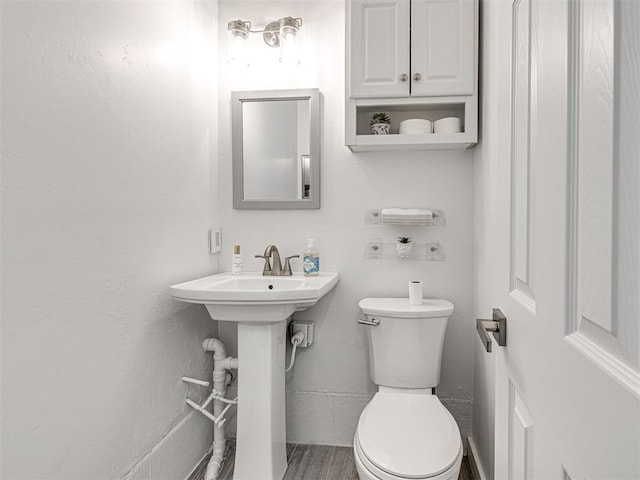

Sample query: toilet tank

[358,298,454,389]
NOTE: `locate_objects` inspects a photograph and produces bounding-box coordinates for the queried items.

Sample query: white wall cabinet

[411,0,475,97]
[349,0,475,98]
[349,0,410,98]
[346,0,478,151]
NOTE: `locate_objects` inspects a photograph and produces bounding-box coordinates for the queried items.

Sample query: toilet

[354,298,462,480]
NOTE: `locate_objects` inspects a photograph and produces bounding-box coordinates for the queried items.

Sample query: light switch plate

[209,226,222,253]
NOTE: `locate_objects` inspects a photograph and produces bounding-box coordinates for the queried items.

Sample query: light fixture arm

[262,21,282,47]
[261,17,302,48]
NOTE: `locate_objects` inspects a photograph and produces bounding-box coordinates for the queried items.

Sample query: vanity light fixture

[227,17,303,67]
[227,20,251,67]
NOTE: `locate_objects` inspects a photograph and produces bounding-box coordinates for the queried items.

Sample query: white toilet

[354,298,462,480]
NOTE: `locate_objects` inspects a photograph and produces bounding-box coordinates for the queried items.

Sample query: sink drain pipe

[183,338,238,480]
[203,338,238,480]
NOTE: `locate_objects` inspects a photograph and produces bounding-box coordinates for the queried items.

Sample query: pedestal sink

[170,272,339,480]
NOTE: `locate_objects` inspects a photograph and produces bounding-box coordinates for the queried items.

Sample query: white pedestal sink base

[233,321,288,480]
[169,272,340,479]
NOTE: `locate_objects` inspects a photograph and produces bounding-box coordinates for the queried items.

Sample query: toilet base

[354,435,463,480]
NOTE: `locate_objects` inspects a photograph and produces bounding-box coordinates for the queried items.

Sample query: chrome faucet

[256,245,299,276]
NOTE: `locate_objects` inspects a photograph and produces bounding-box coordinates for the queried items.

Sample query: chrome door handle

[358,316,380,327]
[400,73,408,82]
[476,309,507,352]
[413,73,422,81]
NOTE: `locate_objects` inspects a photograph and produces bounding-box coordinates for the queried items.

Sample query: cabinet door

[348,0,410,98]
[411,0,475,96]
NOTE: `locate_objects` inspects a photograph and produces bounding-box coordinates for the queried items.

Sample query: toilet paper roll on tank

[409,280,423,305]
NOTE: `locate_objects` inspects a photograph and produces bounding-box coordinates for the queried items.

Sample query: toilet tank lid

[359,298,454,318]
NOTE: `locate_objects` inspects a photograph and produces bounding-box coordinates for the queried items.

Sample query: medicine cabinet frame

[232,88,321,209]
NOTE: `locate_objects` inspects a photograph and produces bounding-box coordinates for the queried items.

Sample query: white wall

[470,1,513,478]
[216,0,475,446]
[1,2,219,478]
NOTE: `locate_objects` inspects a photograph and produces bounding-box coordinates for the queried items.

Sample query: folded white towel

[381,208,433,217]
[382,220,433,225]
[382,219,431,223]
[380,208,433,225]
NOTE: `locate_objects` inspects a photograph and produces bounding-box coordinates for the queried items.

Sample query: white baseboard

[467,436,489,480]
[124,411,213,480]
[183,447,212,480]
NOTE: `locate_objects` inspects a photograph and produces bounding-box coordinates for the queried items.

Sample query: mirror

[232,89,320,209]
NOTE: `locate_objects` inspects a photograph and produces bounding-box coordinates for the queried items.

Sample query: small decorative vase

[396,242,413,258]
[371,123,391,135]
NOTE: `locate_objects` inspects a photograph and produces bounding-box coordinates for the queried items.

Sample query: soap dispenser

[303,238,319,276]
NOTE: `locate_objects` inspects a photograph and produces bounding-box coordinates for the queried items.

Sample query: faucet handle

[283,255,300,276]
[255,255,272,275]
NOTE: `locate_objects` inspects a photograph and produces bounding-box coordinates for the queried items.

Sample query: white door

[348,0,410,98]
[410,0,476,96]
[480,0,640,479]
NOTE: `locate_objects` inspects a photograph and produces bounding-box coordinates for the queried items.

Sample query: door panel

[566,0,640,391]
[510,0,536,309]
[574,0,615,334]
[411,0,475,96]
[349,0,410,98]
[509,386,534,480]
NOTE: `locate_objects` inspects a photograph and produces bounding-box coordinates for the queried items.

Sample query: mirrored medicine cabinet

[232,88,320,209]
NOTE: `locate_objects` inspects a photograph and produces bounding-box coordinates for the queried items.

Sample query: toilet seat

[355,436,462,480]
[355,391,462,479]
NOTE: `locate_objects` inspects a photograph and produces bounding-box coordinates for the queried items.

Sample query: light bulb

[228,20,250,67]
[279,28,299,65]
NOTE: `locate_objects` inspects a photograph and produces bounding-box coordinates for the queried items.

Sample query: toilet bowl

[355,298,461,480]
[354,389,462,480]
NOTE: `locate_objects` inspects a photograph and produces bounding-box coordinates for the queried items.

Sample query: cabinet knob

[413,73,422,81]
[400,73,408,82]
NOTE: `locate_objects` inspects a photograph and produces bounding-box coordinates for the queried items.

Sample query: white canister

[433,117,463,133]
[399,118,433,134]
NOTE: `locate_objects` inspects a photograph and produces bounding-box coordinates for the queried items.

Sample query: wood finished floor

[189,441,474,480]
